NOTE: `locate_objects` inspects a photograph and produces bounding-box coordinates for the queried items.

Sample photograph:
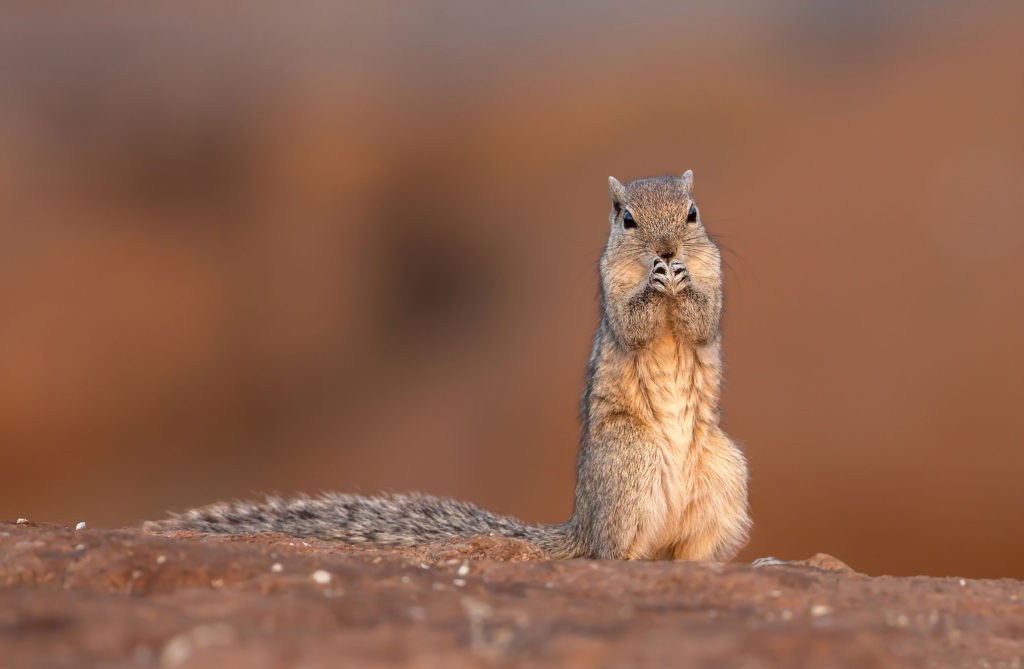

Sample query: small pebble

[16,518,29,525]
[959,578,967,587]
[210,578,225,588]
[810,604,833,618]
[456,561,470,577]
[75,521,86,531]
[311,570,331,585]
[160,634,194,666]
[74,544,86,551]
[156,555,167,565]
[780,610,793,621]
[453,578,467,587]
[270,563,283,573]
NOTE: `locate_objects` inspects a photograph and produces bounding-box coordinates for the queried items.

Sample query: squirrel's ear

[608,176,626,204]
[680,170,694,193]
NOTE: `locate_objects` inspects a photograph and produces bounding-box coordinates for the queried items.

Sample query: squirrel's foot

[751,556,792,568]
[669,259,690,292]
[651,258,690,294]
[651,258,692,295]
[650,258,671,293]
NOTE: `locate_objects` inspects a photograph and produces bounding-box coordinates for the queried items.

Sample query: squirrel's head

[603,171,721,288]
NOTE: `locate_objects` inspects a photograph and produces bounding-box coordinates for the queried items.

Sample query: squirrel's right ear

[680,170,694,193]
[608,176,626,204]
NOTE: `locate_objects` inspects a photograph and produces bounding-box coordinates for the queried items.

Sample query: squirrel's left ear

[608,176,626,204]
[680,170,694,193]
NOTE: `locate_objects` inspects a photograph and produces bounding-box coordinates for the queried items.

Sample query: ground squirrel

[145,172,751,561]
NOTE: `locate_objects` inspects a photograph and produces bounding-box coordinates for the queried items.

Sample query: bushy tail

[144,492,575,557]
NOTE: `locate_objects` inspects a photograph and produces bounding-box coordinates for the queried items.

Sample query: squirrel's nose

[656,239,678,260]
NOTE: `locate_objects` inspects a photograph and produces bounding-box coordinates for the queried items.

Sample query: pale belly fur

[623,334,729,559]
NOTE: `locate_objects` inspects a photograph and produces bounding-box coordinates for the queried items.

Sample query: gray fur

[144,492,575,557]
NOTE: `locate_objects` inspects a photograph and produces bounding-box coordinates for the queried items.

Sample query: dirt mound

[2,521,1021,667]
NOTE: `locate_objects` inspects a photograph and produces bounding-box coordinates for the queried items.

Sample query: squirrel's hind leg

[670,436,751,562]
[571,413,665,560]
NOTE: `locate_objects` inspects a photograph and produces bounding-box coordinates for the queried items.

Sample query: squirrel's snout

[656,243,679,261]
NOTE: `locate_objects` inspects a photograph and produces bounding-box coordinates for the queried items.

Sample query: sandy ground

[2,522,1022,668]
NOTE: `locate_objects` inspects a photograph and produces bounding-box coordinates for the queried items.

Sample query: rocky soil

[2,521,1022,668]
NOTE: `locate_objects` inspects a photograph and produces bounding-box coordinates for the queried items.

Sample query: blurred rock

[2,522,1022,667]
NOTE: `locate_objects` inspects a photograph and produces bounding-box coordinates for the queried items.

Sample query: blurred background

[1,1,1022,579]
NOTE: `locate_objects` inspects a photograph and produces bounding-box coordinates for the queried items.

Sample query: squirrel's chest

[632,339,708,448]
[631,339,719,543]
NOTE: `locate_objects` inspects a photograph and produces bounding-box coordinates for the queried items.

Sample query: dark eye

[686,204,698,223]
[623,210,637,229]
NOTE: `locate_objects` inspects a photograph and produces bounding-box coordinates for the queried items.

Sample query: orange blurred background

[2,2,1022,579]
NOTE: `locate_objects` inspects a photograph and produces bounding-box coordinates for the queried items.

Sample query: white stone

[160,634,194,666]
[810,604,833,618]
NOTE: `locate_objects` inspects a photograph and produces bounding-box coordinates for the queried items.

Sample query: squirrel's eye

[623,211,637,229]
[686,204,698,223]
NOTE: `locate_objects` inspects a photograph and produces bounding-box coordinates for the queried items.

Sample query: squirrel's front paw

[650,259,690,294]
[650,259,671,293]
[669,259,690,292]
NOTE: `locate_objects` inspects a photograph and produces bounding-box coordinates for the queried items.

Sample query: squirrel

[144,172,751,561]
